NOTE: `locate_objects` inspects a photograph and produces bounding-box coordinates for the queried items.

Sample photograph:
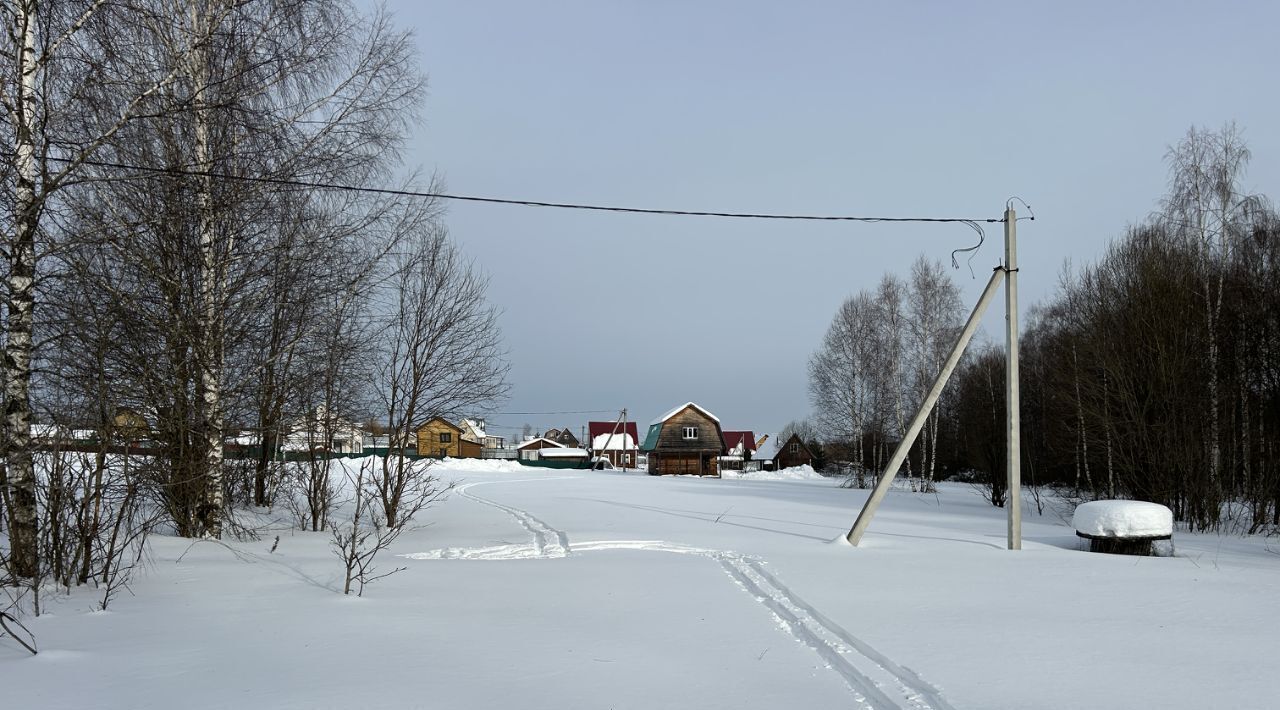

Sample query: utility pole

[1005,206,1021,550]
[846,266,1006,545]
[620,408,628,470]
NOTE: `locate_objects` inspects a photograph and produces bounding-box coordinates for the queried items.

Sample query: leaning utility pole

[846,205,1022,550]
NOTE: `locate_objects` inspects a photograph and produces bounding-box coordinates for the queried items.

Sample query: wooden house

[588,420,641,469]
[774,433,815,469]
[517,437,564,461]
[641,402,726,476]
[543,427,580,448]
[416,417,481,458]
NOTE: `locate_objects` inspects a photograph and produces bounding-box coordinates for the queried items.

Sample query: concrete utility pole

[846,266,1007,546]
[1005,207,1021,550]
[845,203,1025,549]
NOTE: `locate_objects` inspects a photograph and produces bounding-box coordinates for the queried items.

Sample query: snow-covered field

[5,459,1279,709]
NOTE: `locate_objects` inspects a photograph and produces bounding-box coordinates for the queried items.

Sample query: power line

[50,155,1007,226]
[487,409,618,417]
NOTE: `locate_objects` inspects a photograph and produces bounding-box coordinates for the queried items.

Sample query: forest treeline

[811,125,1279,532]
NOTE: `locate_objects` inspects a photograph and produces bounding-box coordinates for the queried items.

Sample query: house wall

[416,419,463,458]
[648,406,724,475]
[774,434,814,469]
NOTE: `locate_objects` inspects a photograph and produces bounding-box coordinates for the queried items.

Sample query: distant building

[543,427,580,448]
[641,402,726,476]
[774,433,815,469]
[516,437,564,461]
[720,430,756,471]
[416,417,481,458]
[588,420,641,469]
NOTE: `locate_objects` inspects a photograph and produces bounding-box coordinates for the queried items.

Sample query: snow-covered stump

[1072,500,1174,556]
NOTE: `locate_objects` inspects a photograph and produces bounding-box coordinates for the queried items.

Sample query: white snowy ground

[4,460,1280,710]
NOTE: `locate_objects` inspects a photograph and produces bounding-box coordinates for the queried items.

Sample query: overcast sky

[380,1,1279,440]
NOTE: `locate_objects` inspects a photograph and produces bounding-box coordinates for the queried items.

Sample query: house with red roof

[720,430,757,471]
[588,420,641,469]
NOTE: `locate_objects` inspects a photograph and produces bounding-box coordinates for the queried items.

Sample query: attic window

[439,432,452,443]
[682,426,698,440]
[789,442,799,453]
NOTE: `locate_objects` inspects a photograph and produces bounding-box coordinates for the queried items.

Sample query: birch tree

[0,0,230,577]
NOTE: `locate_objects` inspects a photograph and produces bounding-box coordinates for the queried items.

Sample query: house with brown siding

[641,402,726,476]
[774,433,815,469]
[416,417,481,458]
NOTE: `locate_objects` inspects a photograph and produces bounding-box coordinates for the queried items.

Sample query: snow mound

[430,457,527,473]
[722,464,825,481]
[1072,500,1173,537]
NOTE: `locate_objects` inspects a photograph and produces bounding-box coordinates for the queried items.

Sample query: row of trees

[949,125,1278,531]
[808,124,1277,532]
[1,0,508,605]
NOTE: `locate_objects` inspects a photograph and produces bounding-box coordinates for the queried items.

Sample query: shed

[642,402,726,476]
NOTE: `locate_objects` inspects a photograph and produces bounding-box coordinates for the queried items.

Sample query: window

[789,442,799,453]
[682,426,698,440]
[624,453,632,465]
[439,432,452,443]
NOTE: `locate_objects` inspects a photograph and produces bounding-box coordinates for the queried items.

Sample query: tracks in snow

[405,477,954,710]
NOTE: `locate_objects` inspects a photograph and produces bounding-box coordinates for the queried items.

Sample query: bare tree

[330,456,447,596]
[906,255,963,491]
[371,222,509,528]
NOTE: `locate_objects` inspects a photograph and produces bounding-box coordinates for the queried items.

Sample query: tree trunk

[4,1,41,578]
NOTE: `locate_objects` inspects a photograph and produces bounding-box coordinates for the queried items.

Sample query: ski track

[405,478,954,710]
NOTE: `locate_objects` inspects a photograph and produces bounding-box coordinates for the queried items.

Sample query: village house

[641,402,726,476]
[281,405,364,454]
[542,426,580,448]
[774,433,815,469]
[415,417,481,458]
[516,437,564,461]
[588,420,640,469]
[719,430,757,471]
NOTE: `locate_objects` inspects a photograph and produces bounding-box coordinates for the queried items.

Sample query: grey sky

[382,0,1279,439]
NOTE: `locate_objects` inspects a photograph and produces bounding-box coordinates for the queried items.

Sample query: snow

[538,447,588,458]
[591,432,637,451]
[5,458,1279,710]
[517,437,564,450]
[649,401,720,426]
[1072,500,1175,537]
[721,464,824,481]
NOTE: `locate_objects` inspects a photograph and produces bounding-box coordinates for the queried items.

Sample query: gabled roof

[722,430,757,455]
[650,402,720,426]
[517,437,564,450]
[416,416,463,433]
[588,421,640,443]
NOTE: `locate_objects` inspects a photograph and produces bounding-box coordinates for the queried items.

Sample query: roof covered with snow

[649,402,720,426]
[591,433,638,451]
[538,447,589,458]
[588,421,640,442]
[517,437,564,450]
